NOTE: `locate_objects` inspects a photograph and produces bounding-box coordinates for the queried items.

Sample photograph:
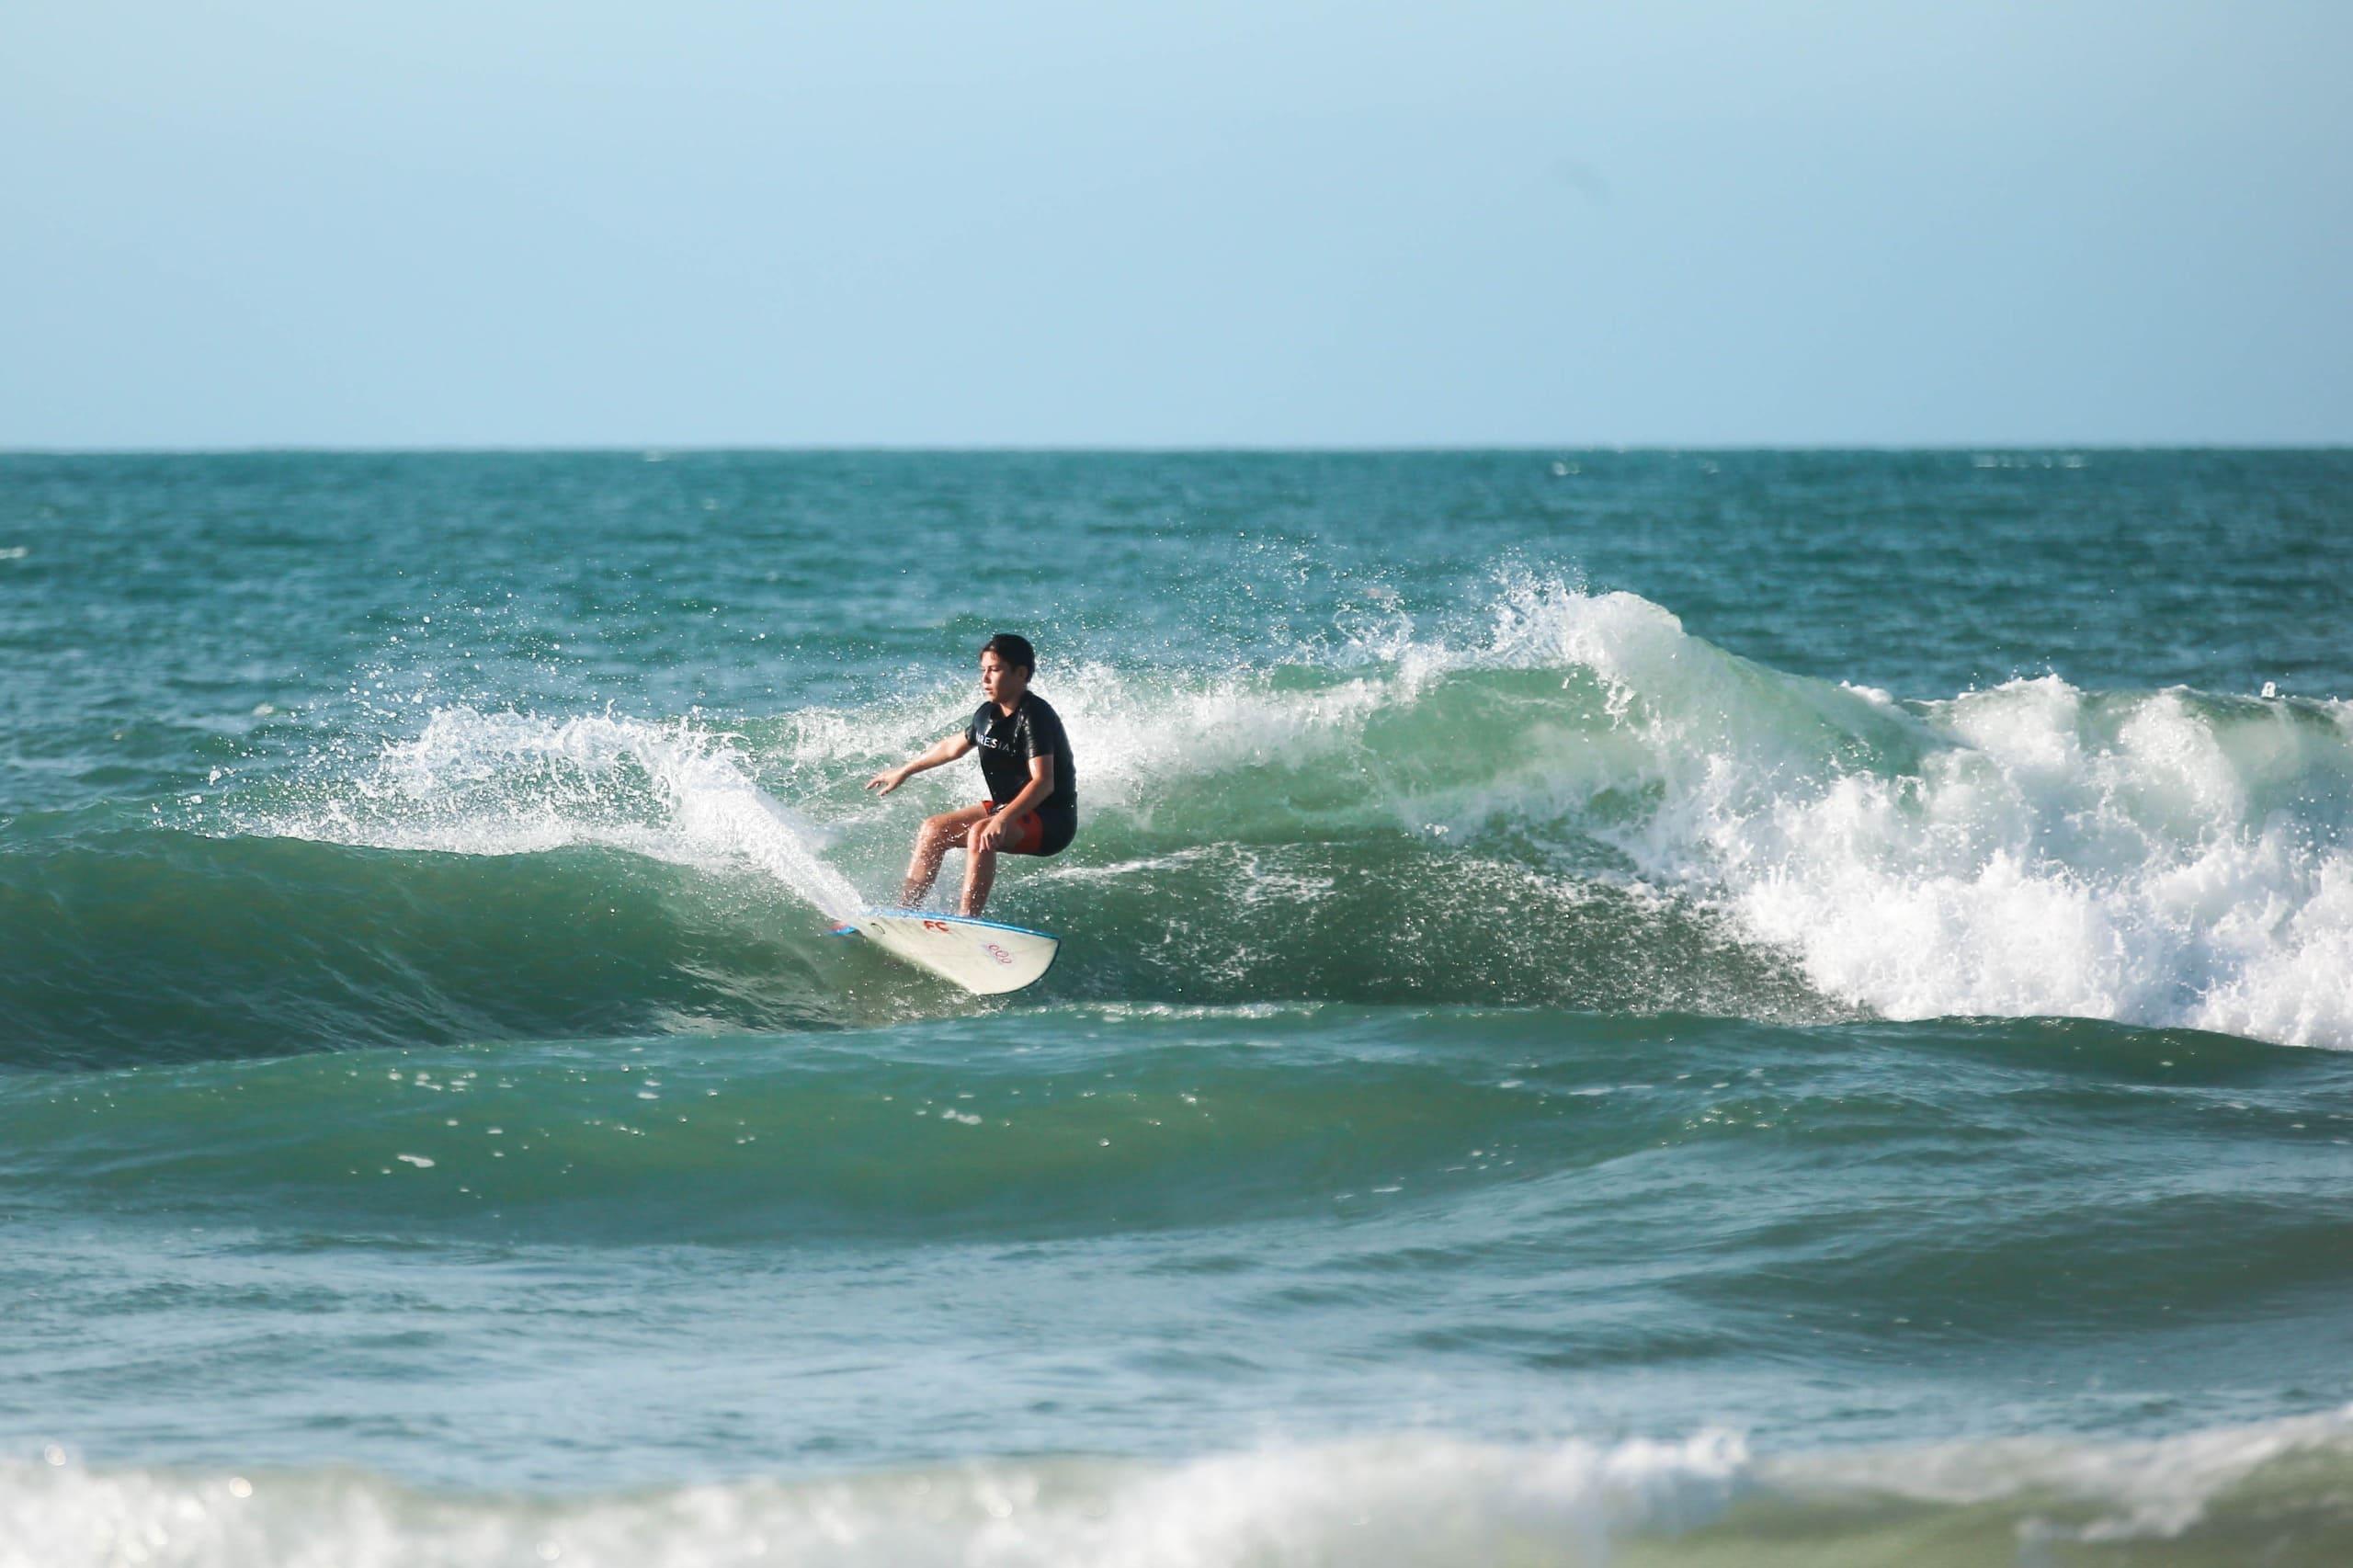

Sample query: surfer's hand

[865,767,905,795]
[973,814,1003,850]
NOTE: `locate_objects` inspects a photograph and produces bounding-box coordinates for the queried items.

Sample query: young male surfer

[864,633,1077,917]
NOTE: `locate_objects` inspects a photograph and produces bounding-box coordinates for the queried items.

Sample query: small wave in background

[14,1416,2353,1567]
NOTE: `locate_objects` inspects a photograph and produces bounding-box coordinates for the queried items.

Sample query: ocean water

[5,449,2353,1565]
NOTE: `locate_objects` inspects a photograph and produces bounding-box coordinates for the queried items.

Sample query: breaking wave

[11,577,2353,1062]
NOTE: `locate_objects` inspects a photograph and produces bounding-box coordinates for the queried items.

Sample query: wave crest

[31,577,2347,1054]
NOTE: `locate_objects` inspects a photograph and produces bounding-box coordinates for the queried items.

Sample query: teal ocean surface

[6,450,2353,1564]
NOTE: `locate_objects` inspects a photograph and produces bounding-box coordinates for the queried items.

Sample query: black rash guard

[968,691,1077,854]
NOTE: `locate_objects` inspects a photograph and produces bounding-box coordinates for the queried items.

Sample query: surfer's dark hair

[981,633,1036,676]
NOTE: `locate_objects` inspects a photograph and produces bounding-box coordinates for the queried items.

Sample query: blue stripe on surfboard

[854,907,1058,942]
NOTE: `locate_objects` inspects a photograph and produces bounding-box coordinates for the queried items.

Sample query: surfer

[864,633,1077,916]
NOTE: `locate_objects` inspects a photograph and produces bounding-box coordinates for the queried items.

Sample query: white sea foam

[8,1413,2348,1567]
[247,709,860,921]
[0,1432,1747,1568]
[1462,584,2353,1047]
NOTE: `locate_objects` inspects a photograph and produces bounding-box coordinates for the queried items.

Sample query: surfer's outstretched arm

[866,732,973,795]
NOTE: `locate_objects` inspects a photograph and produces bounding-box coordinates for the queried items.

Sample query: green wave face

[6,1005,2342,1277]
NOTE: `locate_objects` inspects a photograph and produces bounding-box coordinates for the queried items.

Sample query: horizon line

[5,440,2349,458]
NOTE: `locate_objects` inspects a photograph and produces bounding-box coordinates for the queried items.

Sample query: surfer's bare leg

[959,822,998,916]
[902,804,991,905]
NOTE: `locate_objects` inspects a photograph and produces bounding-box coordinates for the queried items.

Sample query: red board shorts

[978,801,1048,856]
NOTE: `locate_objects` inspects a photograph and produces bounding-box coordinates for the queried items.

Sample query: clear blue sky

[5,1,2347,447]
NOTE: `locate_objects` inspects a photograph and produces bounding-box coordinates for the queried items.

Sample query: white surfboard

[832,908,1060,994]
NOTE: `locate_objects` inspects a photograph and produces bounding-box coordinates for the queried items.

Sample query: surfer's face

[980,652,1029,707]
